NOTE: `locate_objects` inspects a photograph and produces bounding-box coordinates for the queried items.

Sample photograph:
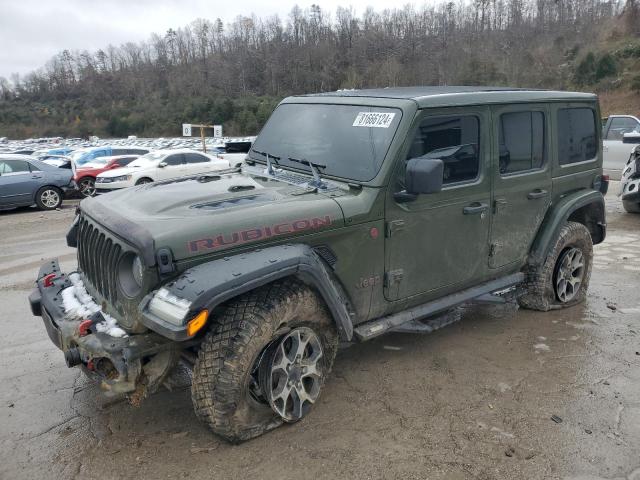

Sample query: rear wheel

[518,221,593,311]
[77,177,96,197]
[191,281,338,443]
[35,186,63,210]
[622,200,640,213]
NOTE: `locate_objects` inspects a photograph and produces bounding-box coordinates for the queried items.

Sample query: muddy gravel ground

[1,187,639,480]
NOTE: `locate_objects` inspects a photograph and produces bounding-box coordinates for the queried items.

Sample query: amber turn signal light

[186,309,209,337]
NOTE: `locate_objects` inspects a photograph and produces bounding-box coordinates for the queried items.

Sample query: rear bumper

[30,259,178,395]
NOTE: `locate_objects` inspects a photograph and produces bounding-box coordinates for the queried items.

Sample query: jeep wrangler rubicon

[29,87,608,442]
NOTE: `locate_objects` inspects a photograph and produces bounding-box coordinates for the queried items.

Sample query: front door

[385,108,492,301]
[0,159,37,206]
[157,153,187,180]
[489,105,552,269]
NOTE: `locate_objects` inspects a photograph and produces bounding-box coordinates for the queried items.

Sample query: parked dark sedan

[0,155,74,210]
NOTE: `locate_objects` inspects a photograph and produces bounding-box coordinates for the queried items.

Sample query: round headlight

[118,253,145,297]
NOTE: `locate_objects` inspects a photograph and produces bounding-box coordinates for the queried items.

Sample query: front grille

[76,215,124,305]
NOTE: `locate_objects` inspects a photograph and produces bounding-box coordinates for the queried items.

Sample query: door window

[0,160,31,175]
[498,111,545,174]
[406,115,480,185]
[164,154,184,166]
[605,117,640,141]
[557,108,598,165]
[185,153,209,164]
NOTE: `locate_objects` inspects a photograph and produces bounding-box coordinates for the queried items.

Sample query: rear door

[489,105,552,269]
[184,153,214,174]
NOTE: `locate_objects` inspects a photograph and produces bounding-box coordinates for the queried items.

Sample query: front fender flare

[529,189,605,265]
[142,245,354,341]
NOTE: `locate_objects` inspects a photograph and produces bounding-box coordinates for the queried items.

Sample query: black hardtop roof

[297,86,597,108]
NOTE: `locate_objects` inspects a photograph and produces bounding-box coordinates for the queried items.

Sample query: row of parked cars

[0,140,252,210]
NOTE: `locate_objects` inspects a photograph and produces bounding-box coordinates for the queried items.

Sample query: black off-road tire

[191,280,338,443]
[518,221,593,311]
[622,200,640,213]
[35,186,63,210]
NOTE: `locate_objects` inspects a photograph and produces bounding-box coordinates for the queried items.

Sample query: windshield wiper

[251,149,281,175]
[287,157,327,189]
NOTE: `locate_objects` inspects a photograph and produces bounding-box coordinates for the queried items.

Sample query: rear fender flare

[161,244,354,341]
[529,189,605,265]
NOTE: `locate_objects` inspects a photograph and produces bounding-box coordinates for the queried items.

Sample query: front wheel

[35,186,63,210]
[135,177,153,185]
[191,281,338,443]
[518,221,593,311]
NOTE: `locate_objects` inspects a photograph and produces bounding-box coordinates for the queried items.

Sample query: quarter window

[557,108,598,165]
[406,115,480,185]
[499,111,545,174]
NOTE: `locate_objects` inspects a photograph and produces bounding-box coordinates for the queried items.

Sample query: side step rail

[353,272,524,341]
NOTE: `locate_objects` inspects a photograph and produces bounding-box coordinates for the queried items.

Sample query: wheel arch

[529,189,605,265]
[141,244,355,341]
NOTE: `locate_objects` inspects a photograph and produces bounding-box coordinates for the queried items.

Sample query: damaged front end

[29,259,180,400]
[620,144,640,204]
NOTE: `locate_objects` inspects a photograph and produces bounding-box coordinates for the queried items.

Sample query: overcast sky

[0,0,426,79]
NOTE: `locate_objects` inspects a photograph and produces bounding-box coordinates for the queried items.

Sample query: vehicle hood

[80,169,347,261]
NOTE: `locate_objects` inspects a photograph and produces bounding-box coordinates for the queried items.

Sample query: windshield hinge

[385,220,405,238]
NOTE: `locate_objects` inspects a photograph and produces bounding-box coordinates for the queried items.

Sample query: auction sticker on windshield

[352,112,396,128]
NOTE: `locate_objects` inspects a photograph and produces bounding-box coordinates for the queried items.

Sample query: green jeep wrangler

[29,87,608,442]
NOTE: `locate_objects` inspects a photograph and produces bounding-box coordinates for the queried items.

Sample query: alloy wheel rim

[79,179,95,197]
[41,189,60,208]
[554,247,585,303]
[265,327,323,422]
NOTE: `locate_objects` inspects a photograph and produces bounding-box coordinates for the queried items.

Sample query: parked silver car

[0,155,74,210]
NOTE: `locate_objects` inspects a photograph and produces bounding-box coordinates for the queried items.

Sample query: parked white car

[602,115,640,179]
[95,149,232,193]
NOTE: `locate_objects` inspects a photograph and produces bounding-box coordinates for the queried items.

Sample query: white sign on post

[213,125,223,138]
[182,124,192,137]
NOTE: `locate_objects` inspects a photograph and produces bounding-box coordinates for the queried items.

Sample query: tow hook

[78,319,94,336]
[64,347,82,368]
[42,273,56,288]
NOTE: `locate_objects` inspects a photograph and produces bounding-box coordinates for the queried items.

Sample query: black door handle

[463,202,489,215]
[527,189,548,200]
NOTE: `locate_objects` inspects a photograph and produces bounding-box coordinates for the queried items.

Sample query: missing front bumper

[29,259,180,396]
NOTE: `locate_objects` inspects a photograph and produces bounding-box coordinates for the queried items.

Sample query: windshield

[249,104,402,182]
[128,152,164,167]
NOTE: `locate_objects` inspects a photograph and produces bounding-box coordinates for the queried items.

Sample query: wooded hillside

[1,0,639,138]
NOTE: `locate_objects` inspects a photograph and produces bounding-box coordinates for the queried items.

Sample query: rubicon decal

[188,216,333,252]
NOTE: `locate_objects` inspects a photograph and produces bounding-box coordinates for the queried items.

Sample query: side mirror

[623,132,640,144]
[394,157,444,203]
[158,162,167,168]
